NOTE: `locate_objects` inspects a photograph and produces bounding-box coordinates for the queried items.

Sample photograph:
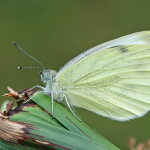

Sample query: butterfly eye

[39,71,44,77]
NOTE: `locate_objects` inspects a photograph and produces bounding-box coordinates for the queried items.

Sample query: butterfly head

[40,69,50,83]
[40,69,57,84]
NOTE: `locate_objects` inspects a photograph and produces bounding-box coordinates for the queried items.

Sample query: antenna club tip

[18,66,22,69]
[12,41,17,46]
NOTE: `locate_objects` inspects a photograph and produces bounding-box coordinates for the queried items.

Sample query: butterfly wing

[56,31,150,121]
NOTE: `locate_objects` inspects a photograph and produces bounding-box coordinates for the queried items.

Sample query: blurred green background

[1,1,150,149]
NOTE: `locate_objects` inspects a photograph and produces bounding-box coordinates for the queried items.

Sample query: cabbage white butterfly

[13,31,150,121]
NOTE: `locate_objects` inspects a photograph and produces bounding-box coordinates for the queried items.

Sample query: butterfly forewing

[56,31,150,121]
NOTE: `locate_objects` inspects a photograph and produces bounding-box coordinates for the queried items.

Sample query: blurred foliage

[1,1,150,149]
[127,137,150,150]
[0,100,10,112]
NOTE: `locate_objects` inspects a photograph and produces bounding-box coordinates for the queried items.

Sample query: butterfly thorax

[41,69,64,102]
[53,83,64,102]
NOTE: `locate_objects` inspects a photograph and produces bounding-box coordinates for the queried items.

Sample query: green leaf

[1,92,119,150]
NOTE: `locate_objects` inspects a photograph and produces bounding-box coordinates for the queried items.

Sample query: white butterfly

[14,31,150,121]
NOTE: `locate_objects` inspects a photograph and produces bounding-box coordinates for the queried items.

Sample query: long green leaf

[1,91,119,150]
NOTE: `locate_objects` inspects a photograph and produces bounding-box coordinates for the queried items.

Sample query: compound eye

[39,71,44,77]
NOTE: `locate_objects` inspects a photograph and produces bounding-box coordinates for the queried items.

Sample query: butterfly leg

[23,85,46,103]
[23,91,42,103]
[64,95,81,122]
[25,85,46,92]
[51,90,54,118]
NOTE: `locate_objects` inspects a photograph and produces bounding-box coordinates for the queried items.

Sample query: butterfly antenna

[12,41,45,70]
[18,66,41,69]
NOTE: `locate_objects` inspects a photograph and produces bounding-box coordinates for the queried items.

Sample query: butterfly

[13,31,150,121]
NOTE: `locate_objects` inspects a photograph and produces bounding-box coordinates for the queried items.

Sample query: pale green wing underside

[56,31,150,121]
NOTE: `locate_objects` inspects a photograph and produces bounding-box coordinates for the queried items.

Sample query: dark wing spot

[119,46,128,52]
